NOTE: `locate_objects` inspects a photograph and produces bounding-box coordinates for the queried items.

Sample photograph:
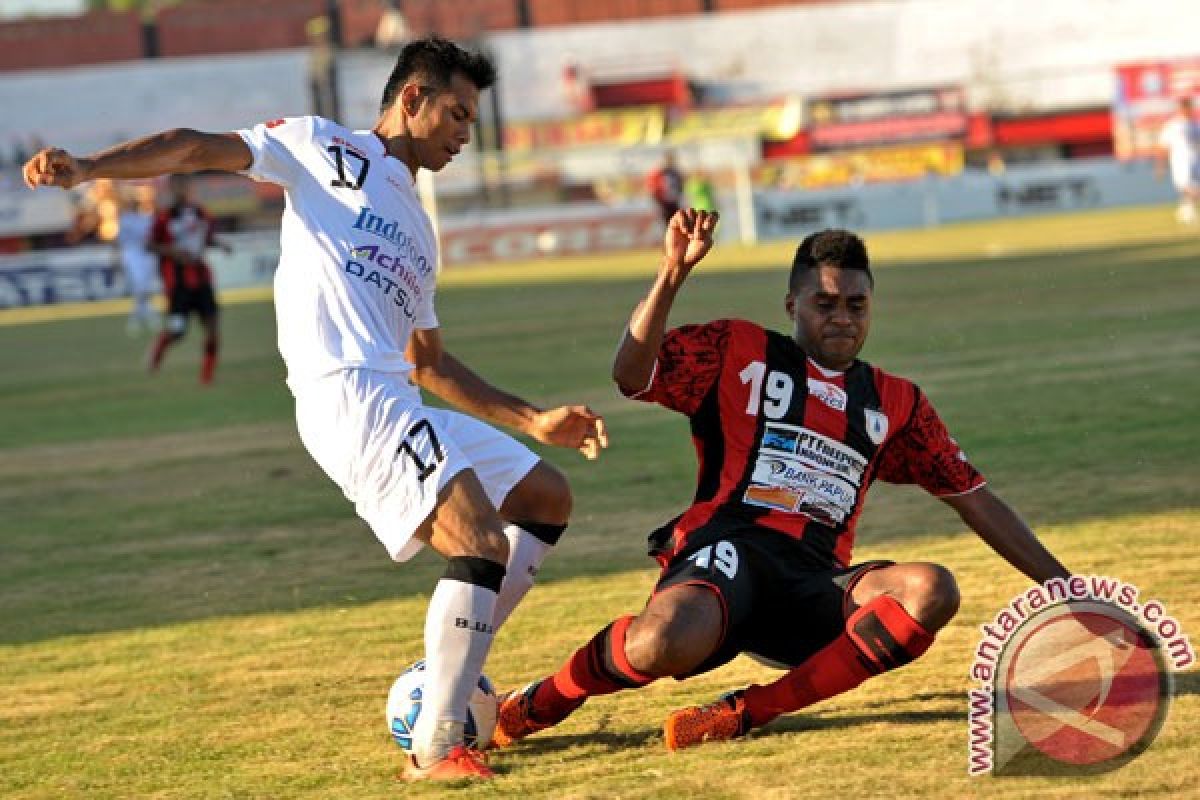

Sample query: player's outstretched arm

[407,327,608,460]
[612,208,718,395]
[942,486,1070,584]
[24,129,252,190]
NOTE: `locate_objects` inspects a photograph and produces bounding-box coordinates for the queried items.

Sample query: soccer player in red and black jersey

[147,174,229,384]
[493,213,1071,751]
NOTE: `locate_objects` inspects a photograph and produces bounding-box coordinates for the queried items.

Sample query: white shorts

[1170,161,1200,194]
[120,248,158,295]
[294,369,540,562]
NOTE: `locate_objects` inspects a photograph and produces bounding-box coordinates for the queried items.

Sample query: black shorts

[652,523,891,677]
[166,285,218,320]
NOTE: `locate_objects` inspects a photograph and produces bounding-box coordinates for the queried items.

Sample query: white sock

[492,524,554,630]
[412,573,499,765]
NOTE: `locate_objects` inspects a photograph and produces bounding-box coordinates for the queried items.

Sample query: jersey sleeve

[875,390,985,496]
[622,319,729,416]
[236,116,314,188]
[413,284,438,330]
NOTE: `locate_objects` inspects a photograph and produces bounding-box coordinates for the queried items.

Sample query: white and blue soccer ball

[386,659,499,753]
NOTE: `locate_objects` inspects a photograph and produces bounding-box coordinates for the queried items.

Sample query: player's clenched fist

[23,148,88,190]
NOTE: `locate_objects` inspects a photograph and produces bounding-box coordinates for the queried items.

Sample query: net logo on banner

[968,576,1192,776]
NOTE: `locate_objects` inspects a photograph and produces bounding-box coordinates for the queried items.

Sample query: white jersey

[116,209,153,252]
[1158,114,1200,187]
[237,116,439,393]
[116,209,157,291]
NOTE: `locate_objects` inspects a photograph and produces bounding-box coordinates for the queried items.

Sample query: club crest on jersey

[807,378,847,411]
[864,409,889,444]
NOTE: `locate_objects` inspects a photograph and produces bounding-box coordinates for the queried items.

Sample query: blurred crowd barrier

[2,0,1197,308]
[0,157,1177,309]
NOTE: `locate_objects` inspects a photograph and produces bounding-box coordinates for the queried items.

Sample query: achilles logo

[455,617,495,634]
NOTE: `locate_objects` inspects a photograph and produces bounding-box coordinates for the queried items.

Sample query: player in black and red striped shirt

[493,213,1070,751]
[147,174,229,384]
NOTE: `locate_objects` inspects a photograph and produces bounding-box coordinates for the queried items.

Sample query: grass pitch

[1,205,1198,798]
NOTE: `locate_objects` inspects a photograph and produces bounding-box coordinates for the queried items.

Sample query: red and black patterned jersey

[152,203,215,294]
[626,318,985,569]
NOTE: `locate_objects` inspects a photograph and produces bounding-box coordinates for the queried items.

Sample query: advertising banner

[0,177,76,237]
[755,142,964,191]
[503,107,666,152]
[0,245,122,308]
[440,204,660,265]
[1114,57,1200,160]
[806,86,968,151]
[754,158,1174,240]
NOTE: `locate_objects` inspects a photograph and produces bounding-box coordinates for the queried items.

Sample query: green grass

[1,204,1198,798]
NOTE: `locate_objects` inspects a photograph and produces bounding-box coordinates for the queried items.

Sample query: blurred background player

[492,219,1071,754]
[147,174,228,383]
[1156,95,1200,226]
[22,35,608,782]
[116,182,160,335]
[646,150,684,227]
[684,169,716,214]
[65,176,120,245]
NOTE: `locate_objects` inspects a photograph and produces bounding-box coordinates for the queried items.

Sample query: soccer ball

[386,660,498,753]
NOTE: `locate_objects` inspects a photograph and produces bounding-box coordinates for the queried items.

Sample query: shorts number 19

[687,540,739,580]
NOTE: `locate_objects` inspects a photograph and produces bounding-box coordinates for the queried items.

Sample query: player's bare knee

[623,618,671,676]
[502,461,572,524]
[624,615,699,677]
[625,592,720,676]
[905,563,960,630]
[535,462,572,521]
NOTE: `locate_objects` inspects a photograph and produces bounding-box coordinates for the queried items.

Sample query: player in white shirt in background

[23,36,608,782]
[1157,95,1200,226]
[115,183,160,334]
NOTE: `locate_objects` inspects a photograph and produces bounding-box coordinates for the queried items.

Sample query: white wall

[478,0,1200,120]
[3,0,1199,153]
[0,50,311,154]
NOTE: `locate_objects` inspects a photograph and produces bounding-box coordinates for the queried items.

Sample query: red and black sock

[531,615,656,722]
[148,332,174,372]
[200,335,219,384]
[742,594,935,728]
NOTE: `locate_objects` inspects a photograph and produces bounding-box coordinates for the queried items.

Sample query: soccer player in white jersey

[1157,95,1200,225]
[23,36,608,782]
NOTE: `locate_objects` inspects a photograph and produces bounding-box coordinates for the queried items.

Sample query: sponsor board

[504,107,666,152]
[0,231,281,309]
[1,207,663,307]
[755,142,964,191]
[0,179,77,237]
[806,86,969,150]
[440,206,660,265]
[1114,57,1200,160]
[755,158,1176,240]
[0,245,124,307]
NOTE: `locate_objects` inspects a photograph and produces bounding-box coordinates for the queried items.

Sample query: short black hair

[380,36,497,112]
[789,228,873,291]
